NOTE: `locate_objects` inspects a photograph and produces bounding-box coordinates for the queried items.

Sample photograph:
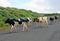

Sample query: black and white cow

[49,17,54,21]
[49,16,58,24]
[5,18,30,32]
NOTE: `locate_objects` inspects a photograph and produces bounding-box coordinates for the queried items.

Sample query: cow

[54,16,59,23]
[49,17,54,24]
[49,16,59,24]
[38,16,48,23]
[34,16,48,28]
[38,16,48,27]
[5,18,30,32]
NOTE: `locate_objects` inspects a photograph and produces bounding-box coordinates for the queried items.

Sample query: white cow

[38,16,48,27]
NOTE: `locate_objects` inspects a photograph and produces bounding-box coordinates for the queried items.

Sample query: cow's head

[5,18,10,24]
[33,18,37,22]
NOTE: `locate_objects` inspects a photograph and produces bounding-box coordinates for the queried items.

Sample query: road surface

[0,22,60,41]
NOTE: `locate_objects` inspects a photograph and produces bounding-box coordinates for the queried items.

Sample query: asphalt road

[0,21,60,41]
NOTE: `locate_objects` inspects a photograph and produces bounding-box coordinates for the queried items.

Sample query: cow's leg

[35,22,39,27]
[21,22,25,32]
[10,25,14,32]
[54,19,58,24]
[22,26,25,32]
[25,24,30,32]
[27,22,29,27]
[40,21,43,27]
[13,24,17,32]
[13,26,17,32]
[22,22,30,32]
[38,22,40,27]
[28,22,31,26]
[50,20,53,24]
[45,21,48,28]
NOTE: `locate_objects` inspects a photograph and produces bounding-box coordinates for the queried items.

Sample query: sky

[0,0,60,13]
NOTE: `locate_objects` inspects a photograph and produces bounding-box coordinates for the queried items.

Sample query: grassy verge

[0,27,10,31]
